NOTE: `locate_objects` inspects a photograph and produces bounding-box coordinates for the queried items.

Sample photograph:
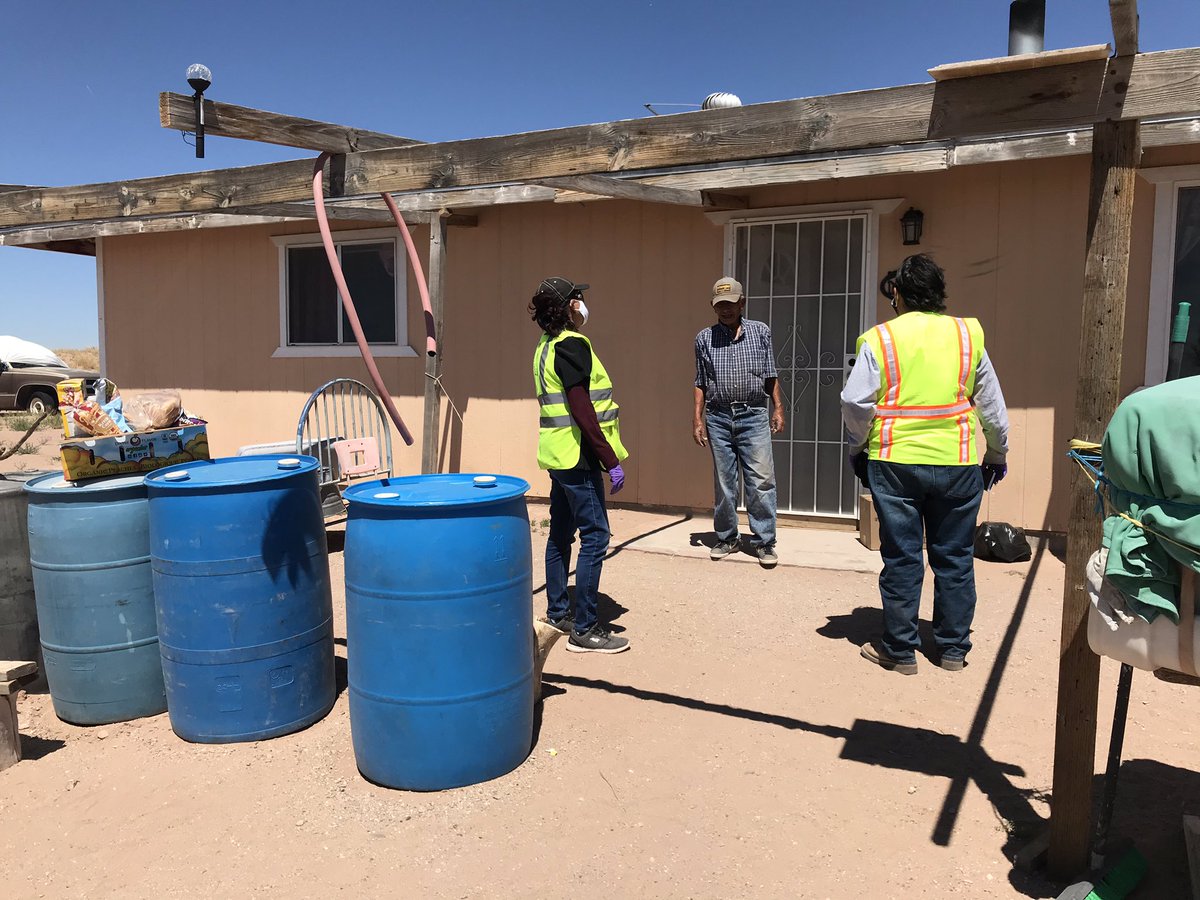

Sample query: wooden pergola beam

[1109,0,1139,57]
[0,213,296,246]
[535,174,746,209]
[4,47,1197,229]
[2,118,1196,250]
[928,44,1112,81]
[221,202,477,227]
[159,92,421,153]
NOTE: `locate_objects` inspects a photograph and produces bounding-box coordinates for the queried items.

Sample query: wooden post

[420,210,448,474]
[1046,116,1141,877]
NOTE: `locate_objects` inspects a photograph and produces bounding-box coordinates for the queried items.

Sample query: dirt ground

[0,416,64,479]
[1,501,1198,899]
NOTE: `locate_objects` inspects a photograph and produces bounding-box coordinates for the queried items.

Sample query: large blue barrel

[145,455,335,743]
[344,474,534,790]
[24,473,167,724]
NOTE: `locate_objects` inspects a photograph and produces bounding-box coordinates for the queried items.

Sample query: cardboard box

[55,379,88,438]
[858,491,881,551]
[59,425,210,482]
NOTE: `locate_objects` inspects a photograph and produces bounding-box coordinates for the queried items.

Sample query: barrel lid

[344,473,529,509]
[23,471,149,494]
[145,454,320,489]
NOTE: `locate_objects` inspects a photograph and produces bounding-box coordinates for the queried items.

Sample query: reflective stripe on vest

[858,313,985,466]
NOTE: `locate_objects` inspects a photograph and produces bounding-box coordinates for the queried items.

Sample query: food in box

[59,425,210,482]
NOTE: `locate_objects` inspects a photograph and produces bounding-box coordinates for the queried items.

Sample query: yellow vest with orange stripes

[857,312,985,466]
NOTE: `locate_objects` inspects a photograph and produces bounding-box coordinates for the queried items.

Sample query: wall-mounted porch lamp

[186,63,212,159]
[900,207,924,245]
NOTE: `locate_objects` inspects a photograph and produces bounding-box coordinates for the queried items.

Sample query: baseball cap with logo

[711,276,744,307]
[537,276,590,302]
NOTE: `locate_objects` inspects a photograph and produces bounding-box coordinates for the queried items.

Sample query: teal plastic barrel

[344,474,535,790]
[24,473,167,724]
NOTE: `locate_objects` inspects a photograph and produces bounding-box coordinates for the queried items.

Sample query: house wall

[100,147,1198,532]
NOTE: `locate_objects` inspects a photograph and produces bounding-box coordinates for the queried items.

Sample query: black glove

[850,451,869,485]
[981,462,1008,490]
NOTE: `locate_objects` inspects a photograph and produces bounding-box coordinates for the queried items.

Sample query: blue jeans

[705,403,777,548]
[868,461,984,662]
[545,468,611,634]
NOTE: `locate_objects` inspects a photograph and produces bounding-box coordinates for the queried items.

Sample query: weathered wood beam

[159,92,421,153]
[1047,117,1141,879]
[224,203,477,228]
[421,211,448,475]
[928,44,1110,81]
[383,184,557,212]
[22,238,96,256]
[536,174,745,208]
[1110,0,1139,57]
[0,213,296,246]
[4,47,1197,228]
[930,46,1196,138]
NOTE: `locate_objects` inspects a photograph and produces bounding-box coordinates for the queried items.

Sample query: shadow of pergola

[544,539,1051,853]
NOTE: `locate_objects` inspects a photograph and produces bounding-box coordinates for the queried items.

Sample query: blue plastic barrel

[145,455,335,743]
[344,473,535,790]
[24,473,167,725]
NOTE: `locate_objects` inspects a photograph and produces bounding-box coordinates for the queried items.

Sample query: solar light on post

[186,64,212,159]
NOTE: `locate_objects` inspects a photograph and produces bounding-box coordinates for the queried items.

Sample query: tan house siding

[100,148,1200,532]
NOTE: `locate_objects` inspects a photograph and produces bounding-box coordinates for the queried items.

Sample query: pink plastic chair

[332,437,382,477]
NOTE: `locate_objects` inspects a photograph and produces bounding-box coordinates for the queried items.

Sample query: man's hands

[608,464,626,495]
[770,409,785,434]
[693,419,708,448]
[981,462,1007,490]
[850,451,869,485]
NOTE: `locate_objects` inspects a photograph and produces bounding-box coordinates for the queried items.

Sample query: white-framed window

[270,228,416,359]
[1143,166,1200,383]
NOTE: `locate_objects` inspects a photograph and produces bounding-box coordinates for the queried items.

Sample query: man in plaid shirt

[693,277,786,567]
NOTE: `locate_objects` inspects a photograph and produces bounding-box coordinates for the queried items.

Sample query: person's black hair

[888,253,947,312]
[529,289,574,336]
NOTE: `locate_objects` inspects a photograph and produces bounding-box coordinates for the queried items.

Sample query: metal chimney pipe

[1008,0,1046,55]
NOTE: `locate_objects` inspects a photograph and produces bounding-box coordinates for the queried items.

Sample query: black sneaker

[710,539,739,561]
[755,544,779,568]
[566,625,630,654]
[544,616,573,635]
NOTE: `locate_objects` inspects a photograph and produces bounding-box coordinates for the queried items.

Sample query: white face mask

[572,299,590,327]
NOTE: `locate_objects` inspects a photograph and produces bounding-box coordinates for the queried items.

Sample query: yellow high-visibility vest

[533,330,629,471]
[857,312,985,465]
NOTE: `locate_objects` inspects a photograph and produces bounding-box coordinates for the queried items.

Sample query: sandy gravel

[1,503,1197,899]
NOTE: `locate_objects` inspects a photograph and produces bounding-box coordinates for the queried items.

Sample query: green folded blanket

[1101,376,1200,622]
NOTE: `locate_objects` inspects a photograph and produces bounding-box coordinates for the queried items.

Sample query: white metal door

[733,215,869,517]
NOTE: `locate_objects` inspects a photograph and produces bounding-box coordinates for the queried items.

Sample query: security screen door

[734,216,868,517]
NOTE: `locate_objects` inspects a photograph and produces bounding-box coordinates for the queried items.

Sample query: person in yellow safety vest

[840,254,1010,675]
[531,276,631,654]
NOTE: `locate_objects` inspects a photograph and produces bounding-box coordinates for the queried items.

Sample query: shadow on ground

[19,734,65,761]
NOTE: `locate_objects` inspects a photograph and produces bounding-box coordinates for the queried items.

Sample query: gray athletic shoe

[544,616,573,635]
[756,544,779,568]
[566,625,630,654]
[710,539,739,561]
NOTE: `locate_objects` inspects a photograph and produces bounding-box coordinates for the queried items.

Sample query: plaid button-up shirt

[694,318,778,404]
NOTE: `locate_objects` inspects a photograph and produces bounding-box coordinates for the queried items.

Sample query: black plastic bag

[974,522,1032,563]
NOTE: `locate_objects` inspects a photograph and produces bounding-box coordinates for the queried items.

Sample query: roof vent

[1008,0,1045,55]
[701,92,742,110]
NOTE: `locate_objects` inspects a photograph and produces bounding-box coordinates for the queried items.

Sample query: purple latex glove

[608,464,625,495]
[981,462,1008,490]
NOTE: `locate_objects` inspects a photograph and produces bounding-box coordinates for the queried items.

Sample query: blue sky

[2,0,1196,350]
